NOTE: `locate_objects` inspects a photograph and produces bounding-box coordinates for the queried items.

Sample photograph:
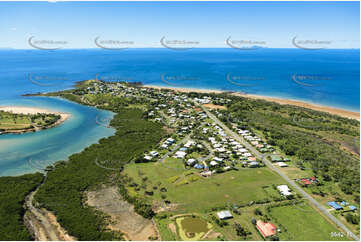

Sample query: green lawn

[124,158,285,213]
[263,186,283,200]
[0,111,59,131]
[269,203,350,241]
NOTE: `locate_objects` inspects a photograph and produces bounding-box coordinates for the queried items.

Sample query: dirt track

[24,185,75,241]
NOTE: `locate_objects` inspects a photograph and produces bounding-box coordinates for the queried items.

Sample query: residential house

[256,220,277,238]
[277,185,292,196]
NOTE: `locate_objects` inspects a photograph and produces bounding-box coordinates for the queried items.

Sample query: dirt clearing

[202,104,227,110]
[86,185,158,241]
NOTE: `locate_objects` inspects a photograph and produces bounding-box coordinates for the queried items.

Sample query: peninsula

[0,106,71,134]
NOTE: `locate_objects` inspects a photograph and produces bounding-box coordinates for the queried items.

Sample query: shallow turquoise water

[0,96,115,176]
[0,48,359,176]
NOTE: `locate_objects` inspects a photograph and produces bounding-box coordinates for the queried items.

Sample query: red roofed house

[256,220,277,238]
[301,178,312,186]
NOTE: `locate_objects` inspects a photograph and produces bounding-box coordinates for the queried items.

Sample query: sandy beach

[144,85,360,121]
[0,106,71,125]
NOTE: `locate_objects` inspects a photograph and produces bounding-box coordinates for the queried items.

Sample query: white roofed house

[277,162,288,167]
[166,138,175,144]
[239,148,248,153]
[184,140,196,148]
[277,185,292,196]
[187,158,196,165]
[144,155,153,161]
[223,166,231,171]
[214,157,223,162]
[249,161,259,168]
[150,151,159,157]
[175,151,187,159]
[213,143,222,148]
[216,147,226,153]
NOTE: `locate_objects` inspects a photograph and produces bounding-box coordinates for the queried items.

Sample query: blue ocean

[0,48,359,176]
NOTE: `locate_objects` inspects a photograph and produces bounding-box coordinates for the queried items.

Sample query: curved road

[200,104,359,241]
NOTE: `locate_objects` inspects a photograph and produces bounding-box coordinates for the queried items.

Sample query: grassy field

[124,157,353,241]
[268,203,350,241]
[124,158,286,213]
[0,111,60,131]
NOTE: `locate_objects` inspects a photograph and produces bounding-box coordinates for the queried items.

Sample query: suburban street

[199,104,359,241]
[159,133,192,164]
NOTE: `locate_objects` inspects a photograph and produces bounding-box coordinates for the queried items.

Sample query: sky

[0,1,359,49]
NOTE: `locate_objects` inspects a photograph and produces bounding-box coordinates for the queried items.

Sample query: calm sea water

[0,48,359,176]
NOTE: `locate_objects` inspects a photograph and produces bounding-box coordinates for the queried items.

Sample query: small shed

[217,210,233,220]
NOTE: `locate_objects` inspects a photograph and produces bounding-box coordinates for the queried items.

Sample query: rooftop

[256,220,277,238]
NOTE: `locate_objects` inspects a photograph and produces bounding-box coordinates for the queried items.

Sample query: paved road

[198,140,214,163]
[159,133,192,165]
[200,105,359,241]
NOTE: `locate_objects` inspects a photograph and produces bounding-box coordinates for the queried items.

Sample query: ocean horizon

[1,48,359,111]
[0,48,359,176]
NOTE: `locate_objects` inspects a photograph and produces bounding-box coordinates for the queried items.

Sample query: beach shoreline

[0,106,71,134]
[144,85,360,121]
